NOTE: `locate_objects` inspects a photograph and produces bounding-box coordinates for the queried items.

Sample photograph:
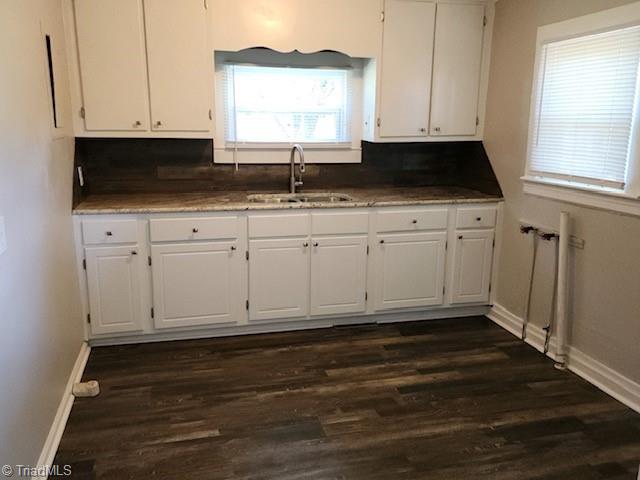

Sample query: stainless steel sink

[247,193,354,204]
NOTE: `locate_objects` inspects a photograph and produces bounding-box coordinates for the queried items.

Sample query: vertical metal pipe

[555,211,570,369]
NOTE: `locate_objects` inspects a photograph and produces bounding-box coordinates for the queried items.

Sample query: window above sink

[223,64,352,146]
[213,48,371,165]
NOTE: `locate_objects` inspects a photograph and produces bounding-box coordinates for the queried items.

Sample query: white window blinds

[223,64,352,145]
[528,25,640,189]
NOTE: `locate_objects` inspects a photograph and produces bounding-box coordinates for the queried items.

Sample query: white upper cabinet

[450,229,493,304]
[430,3,485,136]
[85,245,144,335]
[378,0,436,137]
[144,0,212,132]
[70,0,489,139]
[72,0,212,135]
[310,236,368,317]
[74,0,149,131]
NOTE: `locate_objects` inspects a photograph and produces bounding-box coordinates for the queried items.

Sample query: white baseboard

[90,305,490,347]
[487,303,558,360]
[33,342,91,480]
[488,303,640,414]
[567,345,640,414]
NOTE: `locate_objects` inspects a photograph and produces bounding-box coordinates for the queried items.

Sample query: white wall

[211,0,383,58]
[0,0,83,466]
[484,0,640,383]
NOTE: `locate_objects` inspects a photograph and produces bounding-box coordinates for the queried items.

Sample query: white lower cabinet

[450,229,494,304]
[310,236,368,316]
[85,245,144,335]
[374,231,447,310]
[151,241,243,329]
[249,238,310,321]
[79,203,499,339]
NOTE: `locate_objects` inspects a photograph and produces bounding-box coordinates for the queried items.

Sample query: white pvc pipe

[555,211,570,369]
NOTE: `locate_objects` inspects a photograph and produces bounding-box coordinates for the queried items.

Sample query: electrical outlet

[0,216,6,255]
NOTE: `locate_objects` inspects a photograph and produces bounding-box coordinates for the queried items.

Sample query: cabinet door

[151,241,242,329]
[144,0,212,132]
[430,3,485,136]
[249,238,310,321]
[374,232,447,310]
[85,246,143,335]
[450,230,494,304]
[310,236,368,317]
[378,0,436,137]
[75,0,149,131]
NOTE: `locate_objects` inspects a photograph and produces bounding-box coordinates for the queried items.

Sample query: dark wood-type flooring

[54,317,640,479]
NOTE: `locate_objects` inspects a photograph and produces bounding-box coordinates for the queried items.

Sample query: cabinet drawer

[249,214,309,238]
[150,216,239,242]
[82,219,138,245]
[456,206,497,229]
[311,212,369,235]
[376,208,448,233]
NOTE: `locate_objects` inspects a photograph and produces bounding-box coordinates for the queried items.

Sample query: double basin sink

[247,192,354,204]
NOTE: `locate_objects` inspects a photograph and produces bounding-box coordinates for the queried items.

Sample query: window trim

[213,49,365,164]
[523,2,640,215]
[222,64,353,146]
[522,175,640,217]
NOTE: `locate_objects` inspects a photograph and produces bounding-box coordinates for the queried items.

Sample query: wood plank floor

[54,317,640,479]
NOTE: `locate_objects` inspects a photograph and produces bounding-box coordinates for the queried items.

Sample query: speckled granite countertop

[72,187,503,214]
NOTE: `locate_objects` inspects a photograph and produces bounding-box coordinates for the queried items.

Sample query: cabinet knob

[313,242,319,247]
[458,235,463,240]
[379,239,385,244]
[131,251,138,255]
[192,228,199,233]
[105,231,113,236]
[134,120,142,127]
[419,127,426,133]
[155,120,162,127]
[303,242,309,248]
[230,246,236,251]
[412,219,417,224]
[476,217,482,221]
[433,127,441,133]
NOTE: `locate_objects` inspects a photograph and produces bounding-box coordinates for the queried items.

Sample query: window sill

[522,176,640,217]
[213,145,362,164]
[223,142,354,150]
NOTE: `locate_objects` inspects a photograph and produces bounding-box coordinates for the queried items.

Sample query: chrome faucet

[289,144,305,193]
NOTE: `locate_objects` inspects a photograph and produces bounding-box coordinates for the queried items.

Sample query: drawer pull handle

[131,251,137,255]
[105,231,113,236]
[380,239,385,244]
[476,217,482,221]
[412,219,417,224]
[192,228,199,233]
[303,242,309,248]
[230,246,236,251]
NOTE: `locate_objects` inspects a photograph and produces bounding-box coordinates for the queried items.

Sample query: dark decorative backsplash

[73,138,501,205]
